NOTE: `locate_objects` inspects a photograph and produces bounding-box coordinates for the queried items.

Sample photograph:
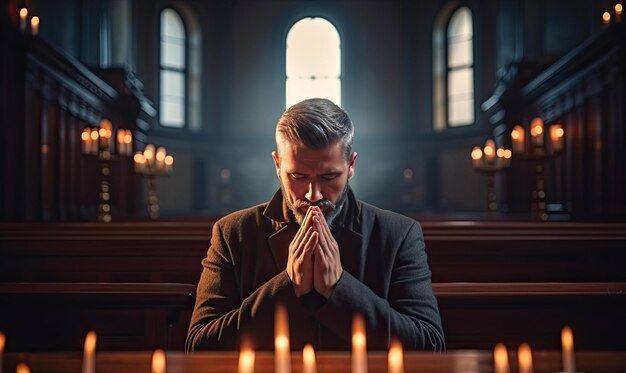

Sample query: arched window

[159,8,186,128]
[433,5,475,131]
[286,17,341,108]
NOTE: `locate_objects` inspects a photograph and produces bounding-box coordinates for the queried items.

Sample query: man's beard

[283,183,349,227]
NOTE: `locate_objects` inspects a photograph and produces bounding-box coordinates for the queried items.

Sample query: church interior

[1,0,626,371]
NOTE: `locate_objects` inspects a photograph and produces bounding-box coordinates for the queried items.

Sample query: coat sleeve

[315,222,445,351]
[185,218,308,352]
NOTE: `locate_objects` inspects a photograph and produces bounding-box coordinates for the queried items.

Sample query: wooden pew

[434,282,626,350]
[0,283,195,351]
[1,221,626,284]
[1,282,624,351]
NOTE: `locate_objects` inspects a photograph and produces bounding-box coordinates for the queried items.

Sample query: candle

[550,124,564,152]
[617,4,623,22]
[511,125,525,154]
[603,11,611,24]
[152,349,166,373]
[134,152,146,174]
[388,340,404,373]
[156,147,167,171]
[81,128,91,154]
[530,117,544,147]
[493,343,510,373]
[30,16,39,35]
[275,304,291,373]
[352,314,367,373]
[561,326,576,373]
[144,144,155,169]
[471,146,483,169]
[16,363,30,373]
[238,347,255,373]
[484,139,496,163]
[90,128,99,155]
[303,344,317,373]
[503,148,512,168]
[0,331,5,373]
[124,130,133,156]
[82,331,96,373]
[164,155,174,174]
[19,8,28,32]
[99,119,112,150]
[518,343,533,373]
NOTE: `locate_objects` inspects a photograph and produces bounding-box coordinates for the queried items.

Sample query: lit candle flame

[603,11,612,24]
[151,349,166,373]
[238,347,255,373]
[616,4,623,16]
[82,331,97,373]
[352,314,367,373]
[561,326,576,373]
[275,304,290,373]
[388,340,404,373]
[494,343,510,373]
[302,344,316,373]
[16,363,31,373]
[518,343,533,373]
[30,16,39,35]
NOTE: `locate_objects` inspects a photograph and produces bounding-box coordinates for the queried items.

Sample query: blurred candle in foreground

[518,343,533,373]
[238,347,255,373]
[303,344,317,373]
[16,363,30,373]
[388,340,404,373]
[275,304,290,373]
[30,16,39,35]
[19,8,28,31]
[561,326,576,373]
[352,314,367,373]
[603,11,611,24]
[152,349,166,373]
[0,331,5,373]
[82,331,96,373]
[494,343,510,373]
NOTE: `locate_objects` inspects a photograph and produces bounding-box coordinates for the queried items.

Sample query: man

[186,98,444,352]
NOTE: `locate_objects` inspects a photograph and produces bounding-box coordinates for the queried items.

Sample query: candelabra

[80,119,134,222]
[510,117,564,221]
[133,144,174,220]
[471,139,512,212]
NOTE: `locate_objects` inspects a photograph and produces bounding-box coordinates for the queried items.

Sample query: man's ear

[272,151,281,177]
[348,152,357,180]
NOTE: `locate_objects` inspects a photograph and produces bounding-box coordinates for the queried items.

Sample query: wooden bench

[1,221,626,283]
[1,282,624,351]
[0,282,195,351]
[434,282,626,350]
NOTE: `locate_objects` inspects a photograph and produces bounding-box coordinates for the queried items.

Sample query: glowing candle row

[511,119,564,154]
[116,129,133,156]
[471,139,512,169]
[134,144,174,175]
[494,326,578,373]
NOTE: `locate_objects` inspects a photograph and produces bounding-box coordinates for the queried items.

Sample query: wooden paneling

[0,32,155,222]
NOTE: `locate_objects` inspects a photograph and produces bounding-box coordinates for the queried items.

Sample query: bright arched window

[286,17,341,108]
[433,5,475,131]
[159,8,186,128]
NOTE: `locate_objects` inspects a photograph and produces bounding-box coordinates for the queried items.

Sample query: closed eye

[290,173,306,180]
[321,173,340,180]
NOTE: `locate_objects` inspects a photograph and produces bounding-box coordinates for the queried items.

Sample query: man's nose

[305,182,323,203]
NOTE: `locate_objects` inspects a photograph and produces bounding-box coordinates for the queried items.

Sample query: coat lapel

[268,223,298,271]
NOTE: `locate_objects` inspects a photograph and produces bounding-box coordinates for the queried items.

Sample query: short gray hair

[276,98,354,159]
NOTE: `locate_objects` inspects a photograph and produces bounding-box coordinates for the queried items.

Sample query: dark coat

[186,188,445,352]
